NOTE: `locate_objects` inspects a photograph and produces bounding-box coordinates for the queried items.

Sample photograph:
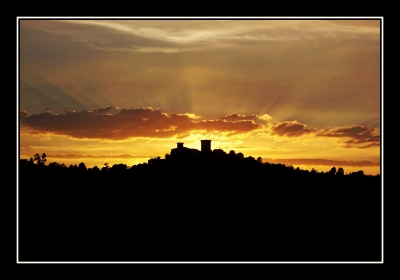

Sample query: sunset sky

[18,17,382,175]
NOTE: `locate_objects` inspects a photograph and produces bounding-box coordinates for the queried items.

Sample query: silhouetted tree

[111,163,128,172]
[101,163,109,172]
[49,162,60,167]
[78,162,87,172]
[257,157,262,163]
[33,153,47,165]
[329,167,337,175]
[148,157,160,165]
[351,170,364,177]
[337,167,344,176]
[311,168,317,174]
[33,153,40,164]
[213,148,226,156]
[236,152,244,159]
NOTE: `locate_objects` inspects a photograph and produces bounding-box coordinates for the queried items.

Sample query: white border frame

[16,16,384,264]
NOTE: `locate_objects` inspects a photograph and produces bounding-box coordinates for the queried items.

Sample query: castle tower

[201,140,212,153]
[177,142,184,149]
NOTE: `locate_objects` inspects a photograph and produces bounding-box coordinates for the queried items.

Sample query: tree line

[21,149,377,178]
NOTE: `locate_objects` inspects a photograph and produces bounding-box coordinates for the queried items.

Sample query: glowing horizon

[18,17,382,175]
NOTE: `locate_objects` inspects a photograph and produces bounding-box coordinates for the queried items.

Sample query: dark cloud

[20,107,262,140]
[317,125,380,148]
[219,113,259,122]
[92,106,117,114]
[270,121,316,137]
[20,110,27,119]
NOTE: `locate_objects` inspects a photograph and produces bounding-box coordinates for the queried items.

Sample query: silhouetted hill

[18,146,381,262]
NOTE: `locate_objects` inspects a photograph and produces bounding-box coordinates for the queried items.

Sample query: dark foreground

[18,159,382,262]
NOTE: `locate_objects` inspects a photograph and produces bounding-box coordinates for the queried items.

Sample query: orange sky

[18,17,382,175]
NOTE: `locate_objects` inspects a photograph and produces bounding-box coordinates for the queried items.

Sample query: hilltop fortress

[164,139,256,164]
[170,140,212,158]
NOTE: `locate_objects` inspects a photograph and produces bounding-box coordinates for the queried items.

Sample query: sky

[18,17,382,175]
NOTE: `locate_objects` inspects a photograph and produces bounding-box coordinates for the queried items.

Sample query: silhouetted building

[170,142,200,158]
[201,140,212,153]
[170,140,212,159]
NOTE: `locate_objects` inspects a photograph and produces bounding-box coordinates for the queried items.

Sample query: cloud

[92,106,117,114]
[263,158,380,167]
[46,153,156,159]
[20,110,27,119]
[20,107,263,140]
[218,113,259,122]
[20,19,380,54]
[270,120,316,137]
[257,114,273,122]
[317,125,380,148]
[19,19,380,129]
